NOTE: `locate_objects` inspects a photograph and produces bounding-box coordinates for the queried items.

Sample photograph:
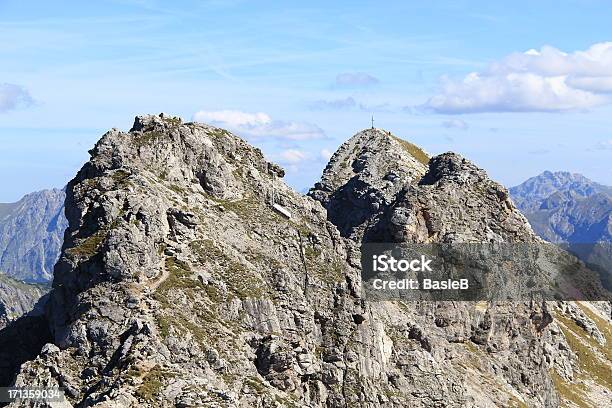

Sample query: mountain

[309,128,429,239]
[0,188,68,282]
[510,171,612,289]
[0,115,610,407]
[509,171,612,215]
[0,274,48,329]
[509,171,612,244]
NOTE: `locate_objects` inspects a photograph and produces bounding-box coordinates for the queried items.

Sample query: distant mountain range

[510,171,611,290]
[509,171,611,244]
[0,188,67,283]
[0,189,65,328]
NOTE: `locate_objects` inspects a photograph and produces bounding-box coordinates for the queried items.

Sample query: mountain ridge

[0,115,609,407]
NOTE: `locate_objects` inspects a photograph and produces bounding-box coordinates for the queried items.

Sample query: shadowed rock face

[1,117,609,407]
[0,188,68,283]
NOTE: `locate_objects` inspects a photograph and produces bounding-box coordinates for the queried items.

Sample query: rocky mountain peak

[312,128,428,198]
[419,152,488,186]
[366,151,534,244]
[509,171,611,246]
[309,128,429,239]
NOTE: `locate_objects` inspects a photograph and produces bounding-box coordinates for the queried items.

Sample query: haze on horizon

[1,0,611,202]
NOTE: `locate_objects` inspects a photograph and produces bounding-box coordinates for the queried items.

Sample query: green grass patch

[168,184,187,195]
[67,230,108,258]
[111,169,130,185]
[189,239,268,299]
[550,370,591,408]
[506,395,529,408]
[156,316,171,339]
[392,136,429,165]
[135,365,173,402]
[155,257,202,303]
[215,197,258,219]
[162,116,182,127]
[555,311,612,389]
[245,377,267,395]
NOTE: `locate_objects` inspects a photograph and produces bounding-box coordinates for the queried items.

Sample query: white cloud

[0,83,34,113]
[442,118,469,130]
[335,72,379,87]
[192,110,325,141]
[320,148,333,160]
[278,149,307,164]
[193,110,271,127]
[424,42,612,113]
[566,76,612,93]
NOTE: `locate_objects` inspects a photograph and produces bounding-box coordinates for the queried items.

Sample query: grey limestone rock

[1,118,609,407]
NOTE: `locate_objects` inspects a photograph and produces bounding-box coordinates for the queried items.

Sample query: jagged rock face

[310,134,610,407]
[4,116,610,408]
[0,274,47,329]
[0,188,68,282]
[309,128,428,240]
[10,114,366,407]
[354,151,562,407]
[373,153,536,243]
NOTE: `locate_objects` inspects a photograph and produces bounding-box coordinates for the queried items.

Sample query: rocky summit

[1,115,610,407]
[309,128,429,240]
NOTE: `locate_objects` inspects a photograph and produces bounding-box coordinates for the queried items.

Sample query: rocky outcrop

[1,117,609,407]
[370,152,535,243]
[0,188,68,282]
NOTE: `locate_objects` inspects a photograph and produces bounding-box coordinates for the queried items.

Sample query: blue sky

[1,0,611,201]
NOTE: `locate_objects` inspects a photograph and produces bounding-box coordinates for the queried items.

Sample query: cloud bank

[424,42,612,113]
[0,83,34,113]
[193,110,325,141]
